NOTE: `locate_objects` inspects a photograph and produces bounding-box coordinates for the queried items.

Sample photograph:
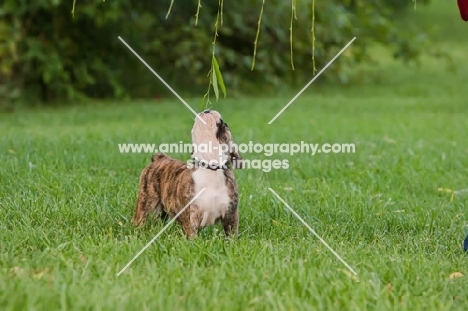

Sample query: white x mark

[117,188,206,276]
[118,36,206,124]
[268,37,356,124]
[269,188,358,276]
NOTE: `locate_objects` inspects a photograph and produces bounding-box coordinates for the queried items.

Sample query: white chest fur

[192,169,230,227]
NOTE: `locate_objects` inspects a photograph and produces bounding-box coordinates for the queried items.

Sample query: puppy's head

[191,109,242,168]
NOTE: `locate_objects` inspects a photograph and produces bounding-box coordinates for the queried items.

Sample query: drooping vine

[166,0,175,19]
[71,0,77,17]
[311,0,317,75]
[290,0,297,70]
[202,0,226,109]
[251,0,265,70]
[195,0,202,25]
[70,0,420,105]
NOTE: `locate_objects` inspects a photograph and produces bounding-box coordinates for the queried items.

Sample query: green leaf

[211,64,219,101]
[212,56,226,98]
[201,94,206,111]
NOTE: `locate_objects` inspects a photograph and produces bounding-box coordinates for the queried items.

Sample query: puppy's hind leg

[131,168,160,226]
[131,190,160,226]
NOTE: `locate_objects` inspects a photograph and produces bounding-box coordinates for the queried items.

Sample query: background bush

[0,0,430,105]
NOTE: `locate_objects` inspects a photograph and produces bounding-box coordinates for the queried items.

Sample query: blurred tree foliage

[0,0,430,105]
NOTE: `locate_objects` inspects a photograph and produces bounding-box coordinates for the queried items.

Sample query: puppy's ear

[227,132,242,169]
[230,148,243,169]
[216,119,229,142]
[217,119,242,169]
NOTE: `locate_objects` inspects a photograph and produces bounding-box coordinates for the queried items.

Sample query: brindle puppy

[131,110,242,238]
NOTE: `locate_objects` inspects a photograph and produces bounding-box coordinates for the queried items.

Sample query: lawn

[1,1,468,310]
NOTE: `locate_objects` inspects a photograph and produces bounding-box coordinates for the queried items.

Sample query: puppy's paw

[131,216,145,227]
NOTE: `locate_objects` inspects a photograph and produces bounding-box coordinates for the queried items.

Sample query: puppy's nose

[203,109,211,114]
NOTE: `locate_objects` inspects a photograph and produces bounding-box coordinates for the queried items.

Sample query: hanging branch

[219,0,224,26]
[311,0,317,75]
[72,0,77,17]
[202,0,226,109]
[251,0,265,70]
[195,0,202,25]
[166,0,175,19]
[290,0,297,70]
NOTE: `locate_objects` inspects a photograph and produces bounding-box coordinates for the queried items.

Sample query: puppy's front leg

[178,206,199,239]
[222,207,238,238]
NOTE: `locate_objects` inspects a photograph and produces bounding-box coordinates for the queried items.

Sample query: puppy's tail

[151,152,167,162]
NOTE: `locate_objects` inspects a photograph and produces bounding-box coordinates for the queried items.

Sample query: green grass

[1,1,468,310]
